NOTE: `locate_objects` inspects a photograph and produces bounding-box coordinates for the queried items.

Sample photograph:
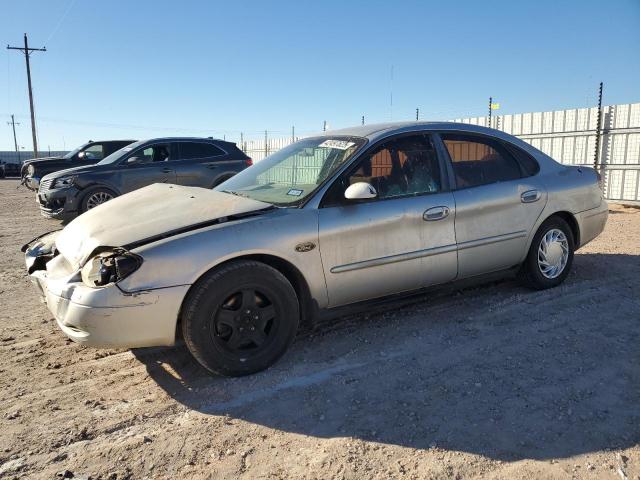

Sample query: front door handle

[162,168,173,173]
[423,206,450,221]
[521,189,541,203]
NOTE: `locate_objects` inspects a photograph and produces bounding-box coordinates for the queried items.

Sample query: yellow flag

[490,103,500,110]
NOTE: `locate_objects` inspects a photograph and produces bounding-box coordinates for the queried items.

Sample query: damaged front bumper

[36,186,81,220]
[23,233,188,348]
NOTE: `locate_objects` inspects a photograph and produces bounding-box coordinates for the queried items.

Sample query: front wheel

[181,260,299,376]
[80,186,117,213]
[519,216,575,290]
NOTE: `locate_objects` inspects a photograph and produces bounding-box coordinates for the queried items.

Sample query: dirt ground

[0,179,638,480]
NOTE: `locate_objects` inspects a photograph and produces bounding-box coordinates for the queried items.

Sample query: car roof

[136,137,234,145]
[314,121,511,140]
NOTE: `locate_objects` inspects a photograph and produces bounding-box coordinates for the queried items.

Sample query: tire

[211,175,232,189]
[80,186,117,213]
[519,216,575,290]
[181,260,299,376]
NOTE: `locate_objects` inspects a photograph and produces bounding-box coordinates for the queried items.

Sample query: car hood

[42,164,102,180]
[55,183,273,268]
[23,156,65,165]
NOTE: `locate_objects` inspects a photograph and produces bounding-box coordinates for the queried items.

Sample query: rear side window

[441,134,522,189]
[179,142,225,160]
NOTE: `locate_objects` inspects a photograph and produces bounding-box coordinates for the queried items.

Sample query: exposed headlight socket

[81,250,142,288]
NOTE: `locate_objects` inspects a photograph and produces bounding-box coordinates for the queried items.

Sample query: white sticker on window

[287,188,303,196]
[319,140,355,150]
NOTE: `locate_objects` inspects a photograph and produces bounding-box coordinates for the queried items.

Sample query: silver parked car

[23,122,608,376]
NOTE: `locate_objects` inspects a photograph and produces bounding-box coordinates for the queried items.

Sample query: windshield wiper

[221,190,250,198]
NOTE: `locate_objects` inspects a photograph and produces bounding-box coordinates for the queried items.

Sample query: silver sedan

[23,122,608,376]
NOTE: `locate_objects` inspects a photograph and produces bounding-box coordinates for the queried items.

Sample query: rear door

[120,142,177,193]
[318,133,457,307]
[174,141,230,188]
[437,132,546,278]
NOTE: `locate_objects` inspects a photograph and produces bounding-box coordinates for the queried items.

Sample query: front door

[120,143,177,194]
[439,133,547,278]
[318,134,457,307]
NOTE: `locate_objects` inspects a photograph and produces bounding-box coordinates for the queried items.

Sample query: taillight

[245,158,253,166]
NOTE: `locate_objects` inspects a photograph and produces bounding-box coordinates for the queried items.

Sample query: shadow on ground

[134,253,640,461]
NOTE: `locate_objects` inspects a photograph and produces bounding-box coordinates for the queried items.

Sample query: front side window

[179,142,224,160]
[217,136,366,206]
[441,134,522,188]
[81,143,104,161]
[346,135,441,200]
[130,144,171,164]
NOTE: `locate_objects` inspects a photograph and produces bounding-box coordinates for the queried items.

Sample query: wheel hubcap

[538,228,569,279]
[213,288,276,351]
[86,191,113,209]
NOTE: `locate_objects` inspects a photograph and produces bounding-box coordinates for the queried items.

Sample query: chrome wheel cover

[537,228,569,279]
[86,191,113,210]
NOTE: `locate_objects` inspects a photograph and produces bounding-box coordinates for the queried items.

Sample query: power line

[44,0,77,45]
[7,33,46,157]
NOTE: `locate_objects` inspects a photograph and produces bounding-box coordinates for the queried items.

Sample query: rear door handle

[162,168,173,173]
[521,189,541,203]
[423,206,450,221]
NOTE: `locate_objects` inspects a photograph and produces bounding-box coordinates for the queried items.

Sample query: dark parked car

[37,137,252,220]
[21,140,137,190]
[1,160,21,178]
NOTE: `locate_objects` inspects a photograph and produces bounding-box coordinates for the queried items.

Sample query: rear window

[179,142,225,160]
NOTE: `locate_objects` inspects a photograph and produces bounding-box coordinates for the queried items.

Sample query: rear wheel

[519,216,575,290]
[181,260,299,376]
[80,186,117,213]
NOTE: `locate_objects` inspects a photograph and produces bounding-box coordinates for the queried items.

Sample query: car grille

[39,178,54,191]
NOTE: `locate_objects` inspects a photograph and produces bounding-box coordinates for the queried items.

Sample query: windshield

[217,136,366,206]
[97,141,144,165]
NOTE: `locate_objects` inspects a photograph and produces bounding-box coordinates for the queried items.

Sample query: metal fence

[238,102,640,203]
[0,151,67,164]
[454,102,640,202]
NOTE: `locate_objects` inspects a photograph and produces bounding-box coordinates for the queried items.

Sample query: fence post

[488,97,492,128]
[264,130,268,158]
[593,82,603,170]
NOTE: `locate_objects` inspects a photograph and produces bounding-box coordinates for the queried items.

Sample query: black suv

[37,137,252,220]
[21,140,137,190]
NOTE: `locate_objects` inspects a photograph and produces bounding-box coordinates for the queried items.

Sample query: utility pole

[361,115,365,125]
[7,34,46,158]
[7,114,21,161]
[416,108,419,121]
[291,126,295,142]
[323,120,327,132]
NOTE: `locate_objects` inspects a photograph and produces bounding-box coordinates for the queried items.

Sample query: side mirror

[344,182,377,200]
[77,151,86,160]
[127,156,142,165]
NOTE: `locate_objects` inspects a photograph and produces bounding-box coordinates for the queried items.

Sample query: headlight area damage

[22,230,61,275]
[80,250,142,288]
[23,232,141,289]
[22,232,188,348]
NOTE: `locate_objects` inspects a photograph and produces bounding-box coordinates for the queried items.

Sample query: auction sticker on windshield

[319,140,355,150]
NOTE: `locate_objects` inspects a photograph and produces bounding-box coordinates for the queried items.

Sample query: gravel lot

[0,178,638,480]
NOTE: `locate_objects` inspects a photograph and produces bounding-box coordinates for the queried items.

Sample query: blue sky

[1,0,639,151]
